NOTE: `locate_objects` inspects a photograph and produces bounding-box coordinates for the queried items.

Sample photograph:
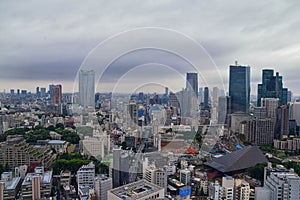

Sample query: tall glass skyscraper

[229,64,250,113]
[79,70,95,107]
[257,69,288,107]
[186,72,198,97]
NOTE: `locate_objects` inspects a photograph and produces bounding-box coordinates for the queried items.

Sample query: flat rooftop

[1,177,22,190]
[48,140,67,145]
[22,170,53,186]
[109,179,163,200]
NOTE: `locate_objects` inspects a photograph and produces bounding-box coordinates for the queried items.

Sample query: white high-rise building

[255,187,271,200]
[235,179,250,200]
[79,70,95,108]
[290,102,300,126]
[81,136,105,160]
[180,169,191,185]
[222,176,234,200]
[208,180,222,200]
[94,175,112,200]
[265,170,300,200]
[77,162,95,190]
[144,163,167,193]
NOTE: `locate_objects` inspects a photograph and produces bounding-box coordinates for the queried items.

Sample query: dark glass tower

[229,64,250,113]
[204,87,209,108]
[186,72,198,97]
[257,69,288,106]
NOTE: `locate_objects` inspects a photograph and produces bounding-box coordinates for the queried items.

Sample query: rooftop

[22,170,52,186]
[1,177,22,190]
[204,145,268,173]
[109,179,163,200]
[48,140,67,145]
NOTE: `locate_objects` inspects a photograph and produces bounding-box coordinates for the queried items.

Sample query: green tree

[46,125,56,131]
[55,123,65,130]
[247,162,267,182]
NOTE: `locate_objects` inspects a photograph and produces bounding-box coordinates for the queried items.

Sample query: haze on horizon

[0,0,299,95]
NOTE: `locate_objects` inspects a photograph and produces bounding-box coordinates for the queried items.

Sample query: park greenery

[246,162,267,182]
[51,153,108,175]
[2,125,80,144]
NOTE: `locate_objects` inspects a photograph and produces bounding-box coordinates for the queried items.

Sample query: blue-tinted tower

[229,64,250,113]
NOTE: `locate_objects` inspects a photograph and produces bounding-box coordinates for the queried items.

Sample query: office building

[186,72,198,97]
[40,87,46,98]
[10,89,14,97]
[273,138,300,151]
[77,162,95,190]
[94,175,112,200]
[264,170,300,200]
[261,98,279,119]
[208,180,222,200]
[257,69,288,106]
[218,96,231,125]
[235,179,250,200]
[21,166,52,200]
[222,176,234,200]
[245,118,275,145]
[169,92,180,108]
[229,63,250,113]
[79,69,95,107]
[0,135,55,169]
[289,102,300,126]
[275,104,290,139]
[255,187,271,200]
[52,84,62,104]
[0,172,22,200]
[36,87,40,97]
[81,136,106,160]
[204,87,209,108]
[108,179,164,200]
[112,148,129,188]
[144,163,167,192]
[245,98,279,144]
[180,168,191,185]
[128,101,138,126]
[212,87,219,108]
[209,178,250,200]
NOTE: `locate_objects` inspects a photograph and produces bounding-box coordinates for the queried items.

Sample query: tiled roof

[204,145,268,173]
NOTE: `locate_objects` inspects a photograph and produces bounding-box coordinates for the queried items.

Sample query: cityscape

[1,1,300,200]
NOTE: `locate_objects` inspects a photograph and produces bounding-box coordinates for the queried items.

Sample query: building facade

[79,70,95,108]
[229,63,250,113]
[257,69,288,107]
[94,175,112,200]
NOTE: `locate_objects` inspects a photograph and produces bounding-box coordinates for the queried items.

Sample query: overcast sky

[0,0,299,95]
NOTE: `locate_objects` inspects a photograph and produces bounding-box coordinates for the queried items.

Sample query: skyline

[0,1,299,95]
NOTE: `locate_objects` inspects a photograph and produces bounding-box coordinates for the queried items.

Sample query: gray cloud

[0,0,299,95]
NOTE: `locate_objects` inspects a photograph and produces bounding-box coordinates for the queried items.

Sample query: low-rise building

[108,179,164,200]
[48,140,68,154]
[0,174,22,200]
[21,166,52,200]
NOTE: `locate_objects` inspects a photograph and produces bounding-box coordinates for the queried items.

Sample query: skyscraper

[112,148,129,188]
[79,70,95,107]
[52,84,62,104]
[229,63,250,113]
[204,87,209,108]
[186,72,198,97]
[257,69,288,106]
